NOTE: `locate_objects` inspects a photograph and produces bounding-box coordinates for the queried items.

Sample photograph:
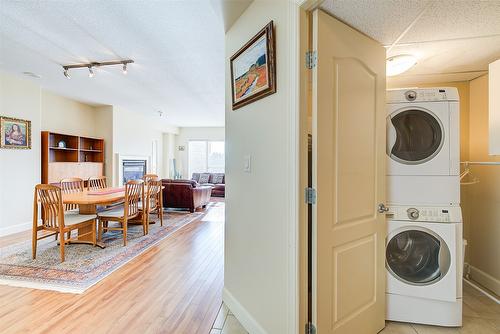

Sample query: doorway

[300,7,387,334]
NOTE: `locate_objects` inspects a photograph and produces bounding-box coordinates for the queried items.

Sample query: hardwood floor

[0,201,225,334]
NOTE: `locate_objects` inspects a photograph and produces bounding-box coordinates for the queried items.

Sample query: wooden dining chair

[143,174,159,184]
[33,184,96,262]
[97,180,145,246]
[59,178,85,240]
[140,179,163,233]
[60,178,84,211]
[88,176,107,191]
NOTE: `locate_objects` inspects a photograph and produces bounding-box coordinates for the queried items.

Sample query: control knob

[405,90,417,101]
[407,208,419,220]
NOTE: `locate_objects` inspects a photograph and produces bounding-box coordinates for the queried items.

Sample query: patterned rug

[0,211,202,293]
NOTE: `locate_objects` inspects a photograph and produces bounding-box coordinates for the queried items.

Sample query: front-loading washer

[386,88,460,205]
[385,205,463,326]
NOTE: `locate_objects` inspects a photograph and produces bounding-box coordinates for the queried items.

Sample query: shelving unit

[41,132,105,184]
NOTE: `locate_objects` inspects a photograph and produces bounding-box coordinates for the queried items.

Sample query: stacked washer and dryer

[385,88,463,326]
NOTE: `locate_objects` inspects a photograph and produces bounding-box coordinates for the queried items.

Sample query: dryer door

[387,108,444,165]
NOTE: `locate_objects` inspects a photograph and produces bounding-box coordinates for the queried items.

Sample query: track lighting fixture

[61,59,133,78]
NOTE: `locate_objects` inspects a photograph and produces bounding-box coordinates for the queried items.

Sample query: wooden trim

[299,7,311,334]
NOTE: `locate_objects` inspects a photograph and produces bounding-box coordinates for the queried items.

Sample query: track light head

[63,68,71,79]
[122,63,128,75]
[88,66,94,78]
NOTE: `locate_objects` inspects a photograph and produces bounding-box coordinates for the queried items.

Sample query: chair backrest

[124,179,144,218]
[60,178,84,211]
[34,184,64,230]
[145,179,162,212]
[88,176,107,191]
[143,174,159,184]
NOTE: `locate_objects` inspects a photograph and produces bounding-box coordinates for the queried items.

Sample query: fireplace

[122,159,147,184]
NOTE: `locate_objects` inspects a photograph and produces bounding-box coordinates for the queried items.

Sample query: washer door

[387,108,444,165]
[386,229,451,286]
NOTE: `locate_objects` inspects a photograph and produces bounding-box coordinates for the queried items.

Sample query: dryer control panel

[386,205,462,223]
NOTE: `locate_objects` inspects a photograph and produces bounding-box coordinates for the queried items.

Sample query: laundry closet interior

[301,2,500,333]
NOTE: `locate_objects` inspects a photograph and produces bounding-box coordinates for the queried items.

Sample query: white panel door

[312,9,387,334]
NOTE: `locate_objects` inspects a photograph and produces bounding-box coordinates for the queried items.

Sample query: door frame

[298,1,318,332]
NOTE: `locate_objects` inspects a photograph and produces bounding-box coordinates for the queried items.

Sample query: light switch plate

[243,155,251,173]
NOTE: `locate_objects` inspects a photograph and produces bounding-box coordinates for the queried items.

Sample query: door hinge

[305,322,316,334]
[305,51,317,69]
[305,187,317,205]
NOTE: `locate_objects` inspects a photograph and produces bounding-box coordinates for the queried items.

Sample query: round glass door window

[386,230,450,285]
[388,109,444,164]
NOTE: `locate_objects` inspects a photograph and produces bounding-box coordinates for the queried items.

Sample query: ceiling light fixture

[63,69,71,79]
[61,59,133,78]
[386,54,417,77]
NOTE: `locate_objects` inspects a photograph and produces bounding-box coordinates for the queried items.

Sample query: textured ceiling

[320,0,500,87]
[0,1,225,127]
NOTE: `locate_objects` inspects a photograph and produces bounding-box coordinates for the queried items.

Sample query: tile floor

[210,303,248,334]
[211,282,499,334]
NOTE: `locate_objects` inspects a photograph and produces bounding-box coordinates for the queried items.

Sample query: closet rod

[460,161,500,166]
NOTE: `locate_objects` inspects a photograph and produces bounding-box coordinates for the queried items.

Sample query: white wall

[0,71,42,235]
[41,90,99,137]
[224,1,299,333]
[163,132,177,179]
[94,105,114,183]
[112,107,178,186]
[174,127,225,178]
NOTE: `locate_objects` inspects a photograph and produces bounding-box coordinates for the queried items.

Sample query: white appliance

[386,205,463,326]
[386,88,460,205]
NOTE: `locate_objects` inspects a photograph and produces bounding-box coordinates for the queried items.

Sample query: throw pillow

[199,173,210,184]
[212,173,224,184]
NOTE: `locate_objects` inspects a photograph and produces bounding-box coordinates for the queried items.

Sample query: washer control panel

[387,87,459,103]
[386,206,462,223]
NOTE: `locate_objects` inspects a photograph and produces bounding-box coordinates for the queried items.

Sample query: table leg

[76,204,106,249]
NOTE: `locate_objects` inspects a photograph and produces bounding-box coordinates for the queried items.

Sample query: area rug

[0,211,202,294]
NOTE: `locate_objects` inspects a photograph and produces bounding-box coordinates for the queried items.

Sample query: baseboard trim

[463,278,500,304]
[0,222,31,237]
[468,264,500,297]
[222,287,267,334]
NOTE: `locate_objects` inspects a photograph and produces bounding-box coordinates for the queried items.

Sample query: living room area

[0,1,233,333]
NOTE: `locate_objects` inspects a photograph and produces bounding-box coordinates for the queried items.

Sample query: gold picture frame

[0,116,32,149]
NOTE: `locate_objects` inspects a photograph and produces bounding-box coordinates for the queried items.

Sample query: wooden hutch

[41,131,105,184]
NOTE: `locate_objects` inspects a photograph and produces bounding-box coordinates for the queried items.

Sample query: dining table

[62,187,126,248]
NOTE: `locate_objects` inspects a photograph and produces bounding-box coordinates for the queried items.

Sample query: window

[188,140,225,176]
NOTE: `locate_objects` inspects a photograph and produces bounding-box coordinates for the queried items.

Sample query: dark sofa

[191,173,225,197]
[161,179,212,212]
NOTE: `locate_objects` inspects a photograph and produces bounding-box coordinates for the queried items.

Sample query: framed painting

[230,21,276,110]
[0,116,31,149]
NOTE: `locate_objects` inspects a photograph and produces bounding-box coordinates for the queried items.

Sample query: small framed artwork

[0,116,31,149]
[230,21,276,110]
